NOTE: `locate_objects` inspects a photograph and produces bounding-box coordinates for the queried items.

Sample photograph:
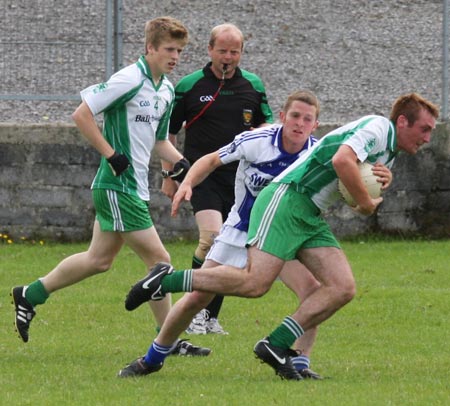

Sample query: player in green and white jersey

[11,17,209,356]
[119,90,322,379]
[123,92,439,380]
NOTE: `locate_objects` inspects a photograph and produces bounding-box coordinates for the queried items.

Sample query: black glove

[162,158,190,182]
[107,152,130,176]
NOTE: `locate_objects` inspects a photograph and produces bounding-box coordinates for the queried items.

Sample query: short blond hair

[208,23,244,50]
[144,16,188,52]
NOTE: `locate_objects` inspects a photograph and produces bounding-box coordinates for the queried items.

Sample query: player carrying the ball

[123,92,439,380]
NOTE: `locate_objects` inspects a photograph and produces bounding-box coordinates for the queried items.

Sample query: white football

[338,162,382,207]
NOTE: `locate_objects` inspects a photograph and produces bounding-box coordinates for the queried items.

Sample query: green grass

[1,238,449,405]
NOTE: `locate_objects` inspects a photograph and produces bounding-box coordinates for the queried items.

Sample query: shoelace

[193,309,209,324]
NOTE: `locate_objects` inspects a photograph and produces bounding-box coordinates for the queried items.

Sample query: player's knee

[155,252,171,265]
[195,229,217,260]
[241,277,272,298]
[301,278,322,299]
[336,279,356,306]
[91,258,113,273]
[86,250,117,273]
[345,282,356,303]
[191,291,214,308]
[249,286,270,298]
[178,291,210,312]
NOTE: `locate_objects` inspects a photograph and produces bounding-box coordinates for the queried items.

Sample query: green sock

[268,316,304,349]
[192,255,204,269]
[25,279,49,307]
[161,270,193,293]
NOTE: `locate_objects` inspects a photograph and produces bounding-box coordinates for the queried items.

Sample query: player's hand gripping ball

[338,162,382,207]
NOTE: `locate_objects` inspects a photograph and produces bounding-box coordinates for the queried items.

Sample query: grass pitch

[1,238,449,405]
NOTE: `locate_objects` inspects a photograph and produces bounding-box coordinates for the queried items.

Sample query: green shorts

[92,189,153,232]
[247,183,340,260]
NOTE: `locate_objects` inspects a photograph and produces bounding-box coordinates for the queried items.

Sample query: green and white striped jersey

[81,56,174,201]
[273,115,398,210]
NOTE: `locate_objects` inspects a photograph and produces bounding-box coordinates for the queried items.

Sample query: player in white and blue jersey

[207,121,317,267]
[120,90,323,379]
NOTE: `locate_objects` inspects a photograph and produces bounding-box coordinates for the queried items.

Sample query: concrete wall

[1,123,449,242]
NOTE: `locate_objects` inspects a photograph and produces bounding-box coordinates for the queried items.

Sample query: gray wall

[1,1,447,126]
[0,123,449,242]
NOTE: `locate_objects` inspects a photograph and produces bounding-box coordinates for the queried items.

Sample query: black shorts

[190,171,235,222]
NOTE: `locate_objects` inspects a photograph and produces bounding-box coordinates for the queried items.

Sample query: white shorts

[206,225,248,268]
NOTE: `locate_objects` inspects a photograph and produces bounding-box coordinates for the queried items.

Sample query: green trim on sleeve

[241,69,274,123]
[387,121,397,151]
[102,82,145,114]
[156,96,174,140]
[174,69,205,95]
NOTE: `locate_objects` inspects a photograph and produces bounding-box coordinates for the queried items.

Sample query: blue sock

[291,354,310,371]
[144,341,174,365]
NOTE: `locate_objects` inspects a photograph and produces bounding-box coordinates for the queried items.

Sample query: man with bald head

[161,23,274,334]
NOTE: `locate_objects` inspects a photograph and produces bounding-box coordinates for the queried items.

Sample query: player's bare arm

[332,145,382,215]
[155,140,190,183]
[155,139,184,164]
[161,134,179,199]
[72,102,115,158]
